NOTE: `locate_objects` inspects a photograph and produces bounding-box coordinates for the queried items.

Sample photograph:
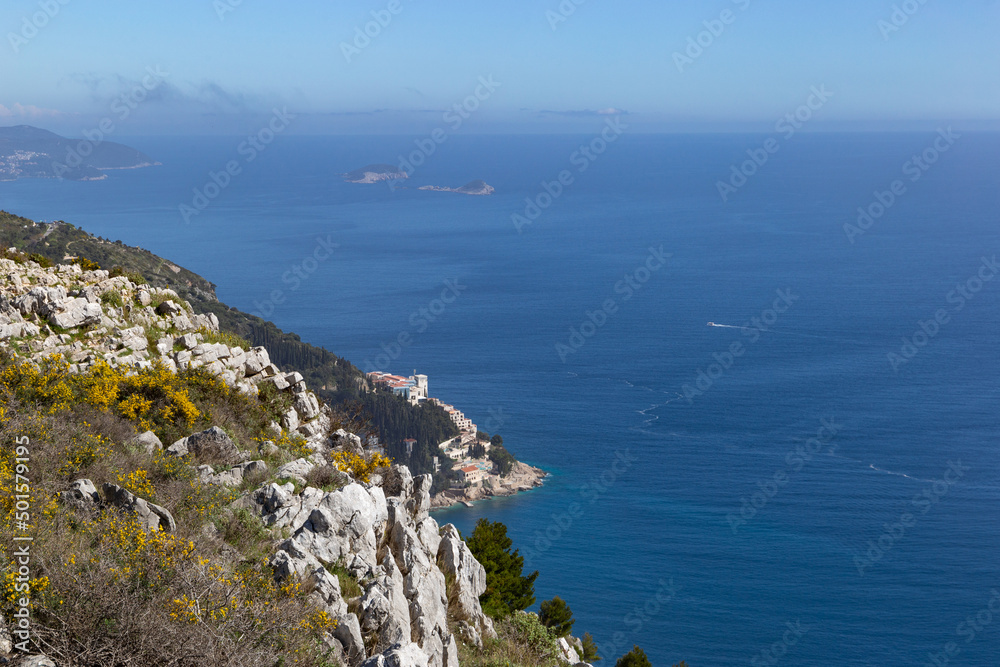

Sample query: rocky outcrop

[360,642,429,667]
[0,257,332,452]
[558,637,581,664]
[438,524,496,642]
[198,460,268,487]
[1,256,519,667]
[430,460,547,509]
[241,464,492,667]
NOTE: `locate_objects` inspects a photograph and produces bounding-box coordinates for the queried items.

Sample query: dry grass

[0,354,343,666]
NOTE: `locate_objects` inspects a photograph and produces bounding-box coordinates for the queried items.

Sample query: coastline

[430,461,548,510]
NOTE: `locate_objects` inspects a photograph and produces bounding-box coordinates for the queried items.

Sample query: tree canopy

[615,646,652,667]
[539,596,575,637]
[465,519,538,618]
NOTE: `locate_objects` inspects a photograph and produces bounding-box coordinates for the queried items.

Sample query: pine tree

[465,519,538,618]
[581,632,601,662]
[538,596,575,637]
[615,646,651,667]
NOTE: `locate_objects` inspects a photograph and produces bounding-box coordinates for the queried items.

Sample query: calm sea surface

[3,132,999,666]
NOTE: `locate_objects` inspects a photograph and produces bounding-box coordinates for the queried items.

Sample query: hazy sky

[1,0,998,134]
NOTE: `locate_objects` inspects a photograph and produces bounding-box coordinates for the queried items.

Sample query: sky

[1,0,998,135]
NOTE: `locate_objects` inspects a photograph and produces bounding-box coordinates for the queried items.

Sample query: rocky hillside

[0,253,592,667]
[0,212,462,476]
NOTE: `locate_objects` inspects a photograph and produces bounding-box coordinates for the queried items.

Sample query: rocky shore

[430,461,547,509]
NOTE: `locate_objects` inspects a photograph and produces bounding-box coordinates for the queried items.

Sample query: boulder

[203,460,268,486]
[172,313,193,331]
[243,483,326,530]
[270,544,322,582]
[359,642,429,667]
[295,391,322,421]
[169,426,240,464]
[281,407,300,432]
[20,657,57,667]
[243,346,271,376]
[60,478,101,509]
[383,465,414,499]
[102,483,176,532]
[292,484,387,567]
[155,299,182,316]
[270,374,291,391]
[118,325,148,351]
[178,333,199,349]
[131,430,162,455]
[334,612,366,666]
[48,297,103,329]
[276,458,316,485]
[307,565,348,617]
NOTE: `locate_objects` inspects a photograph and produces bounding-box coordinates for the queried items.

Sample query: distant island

[341,163,408,184]
[0,125,158,181]
[419,180,495,196]
[342,164,494,195]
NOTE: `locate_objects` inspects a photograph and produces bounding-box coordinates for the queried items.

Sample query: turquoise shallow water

[3,132,999,665]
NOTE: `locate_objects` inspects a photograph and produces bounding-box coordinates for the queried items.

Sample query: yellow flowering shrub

[2,571,50,610]
[75,360,120,410]
[57,432,111,478]
[165,558,335,634]
[115,361,200,430]
[331,451,393,483]
[0,355,73,413]
[117,469,155,499]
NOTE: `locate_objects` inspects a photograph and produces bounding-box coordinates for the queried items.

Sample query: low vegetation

[0,350,341,665]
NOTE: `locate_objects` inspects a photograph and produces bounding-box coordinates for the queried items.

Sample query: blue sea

[3,131,999,666]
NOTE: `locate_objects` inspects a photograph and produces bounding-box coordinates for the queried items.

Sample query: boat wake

[867,463,930,483]
[707,321,876,346]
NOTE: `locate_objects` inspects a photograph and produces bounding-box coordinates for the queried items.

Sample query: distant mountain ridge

[0,124,158,181]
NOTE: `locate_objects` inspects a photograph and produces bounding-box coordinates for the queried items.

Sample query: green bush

[508,611,560,658]
[217,508,273,561]
[109,265,148,285]
[100,291,124,308]
[28,252,54,268]
[197,326,251,350]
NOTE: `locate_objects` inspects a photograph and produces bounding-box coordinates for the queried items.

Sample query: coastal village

[366,370,545,506]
